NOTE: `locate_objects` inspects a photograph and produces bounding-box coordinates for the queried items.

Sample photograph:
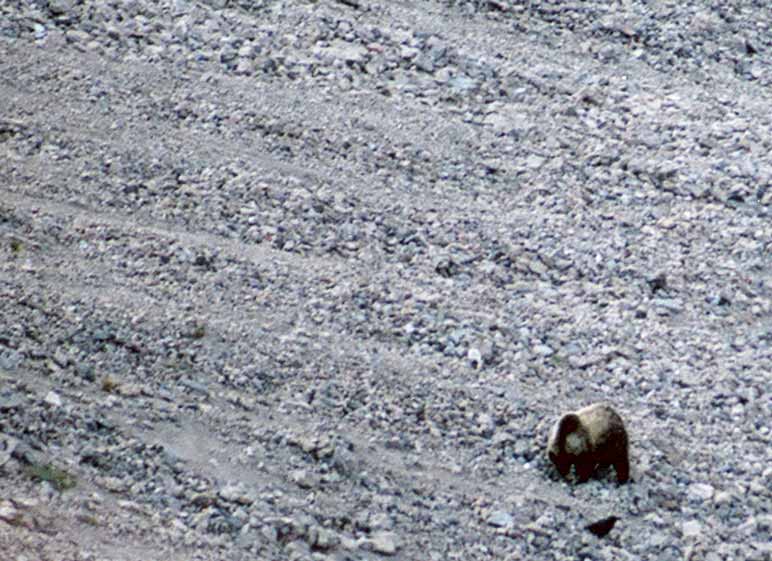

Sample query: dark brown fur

[547,403,630,483]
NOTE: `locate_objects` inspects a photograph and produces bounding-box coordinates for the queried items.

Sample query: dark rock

[585,516,619,537]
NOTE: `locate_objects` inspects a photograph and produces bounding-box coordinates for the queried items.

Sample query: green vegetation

[24,463,77,492]
[9,239,22,254]
[76,513,100,526]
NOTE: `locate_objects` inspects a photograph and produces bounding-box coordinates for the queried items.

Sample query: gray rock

[0,351,22,371]
[47,0,73,17]
[447,75,477,94]
[713,490,733,506]
[368,512,394,531]
[219,483,255,505]
[487,510,513,528]
[0,393,23,411]
[179,378,209,395]
[652,298,683,314]
[314,40,368,65]
[306,525,340,551]
[361,531,399,556]
[682,520,703,539]
[0,500,22,526]
[414,53,435,74]
[688,483,715,501]
[289,468,317,490]
[43,391,62,407]
[467,346,483,369]
[532,344,554,357]
[0,434,18,467]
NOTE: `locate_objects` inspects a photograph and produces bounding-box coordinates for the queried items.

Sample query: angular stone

[467,347,482,369]
[44,391,62,407]
[0,500,24,526]
[688,483,715,501]
[306,525,340,551]
[314,40,368,65]
[289,468,317,489]
[682,520,702,538]
[532,344,554,357]
[0,433,18,467]
[487,510,513,528]
[361,531,399,555]
[219,483,254,505]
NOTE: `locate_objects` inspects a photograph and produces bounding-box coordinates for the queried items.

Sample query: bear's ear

[558,413,580,435]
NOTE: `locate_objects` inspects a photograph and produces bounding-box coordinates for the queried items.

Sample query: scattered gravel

[1,1,770,560]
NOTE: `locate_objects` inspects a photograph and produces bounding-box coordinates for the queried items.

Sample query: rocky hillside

[1,1,770,559]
